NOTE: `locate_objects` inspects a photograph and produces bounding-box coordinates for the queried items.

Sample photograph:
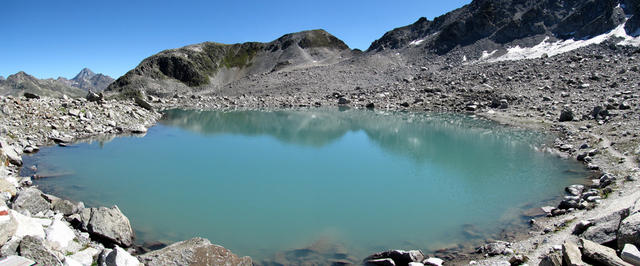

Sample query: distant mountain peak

[72,68,96,81]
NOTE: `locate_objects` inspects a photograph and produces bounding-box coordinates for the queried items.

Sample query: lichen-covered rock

[18,235,63,265]
[363,249,425,265]
[11,187,51,215]
[137,237,251,266]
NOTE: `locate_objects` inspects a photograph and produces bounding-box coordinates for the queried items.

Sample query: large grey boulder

[580,238,631,266]
[621,244,640,265]
[0,206,17,246]
[137,237,252,266]
[363,249,425,265]
[562,240,583,266]
[79,206,135,247]
[99,246,141,266]
[582,208,629,245]
[0,140,22,166]
[0,178,17,197]
[618,212,640,249]
[52,199,84,216]
[539,251,562,266]
[18,235,62,265]
[477,241,510,256]
[11,187,51,215]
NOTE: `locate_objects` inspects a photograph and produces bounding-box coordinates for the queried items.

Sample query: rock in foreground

[79,206,135,247]
[137,237,252,266]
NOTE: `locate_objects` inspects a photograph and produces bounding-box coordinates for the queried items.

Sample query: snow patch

[409,39,425,46]
[480,21,640,62]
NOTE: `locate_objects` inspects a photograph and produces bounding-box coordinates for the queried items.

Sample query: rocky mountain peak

[72,68,96,81]
[367,0,640,55]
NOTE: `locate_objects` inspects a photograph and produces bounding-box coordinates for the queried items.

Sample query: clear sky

[1,0,471,79]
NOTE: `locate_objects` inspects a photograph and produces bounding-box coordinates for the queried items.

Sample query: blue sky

[1,0,470,79]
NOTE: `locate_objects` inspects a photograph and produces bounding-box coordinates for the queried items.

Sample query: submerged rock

[137,237,251,266]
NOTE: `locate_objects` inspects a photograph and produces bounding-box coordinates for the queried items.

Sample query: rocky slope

[0,68,114,98]
[368,0,640,56]
[105,29,355,97]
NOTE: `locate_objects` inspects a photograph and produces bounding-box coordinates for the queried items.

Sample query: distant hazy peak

[72,67,97,81]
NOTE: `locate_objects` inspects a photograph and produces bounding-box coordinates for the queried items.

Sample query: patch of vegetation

[220,43,262,69]
[553,218,576,232]
[298,30,349,50]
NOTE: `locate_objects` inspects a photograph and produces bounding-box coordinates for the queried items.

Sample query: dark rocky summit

[368,0,640,54]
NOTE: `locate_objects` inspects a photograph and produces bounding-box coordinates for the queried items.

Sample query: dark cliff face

[106,29,352,97]
[368,0,640,54]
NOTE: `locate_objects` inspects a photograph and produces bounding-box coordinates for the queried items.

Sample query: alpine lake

[22,108,588,262]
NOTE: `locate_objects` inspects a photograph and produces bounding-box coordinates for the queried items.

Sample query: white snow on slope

[480,21,640,63]
[409,39,425,46]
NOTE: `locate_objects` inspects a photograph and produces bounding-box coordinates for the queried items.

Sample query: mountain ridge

[106,29,354,97]
[0,68,115,98]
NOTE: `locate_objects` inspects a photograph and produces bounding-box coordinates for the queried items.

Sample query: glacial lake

[23,109,587,262]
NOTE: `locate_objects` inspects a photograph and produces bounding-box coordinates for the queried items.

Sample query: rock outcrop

[79,206,135,247]
[137,237,252,266]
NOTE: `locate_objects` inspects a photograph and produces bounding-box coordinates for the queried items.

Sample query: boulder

[65,247,100,266]
[1,237,21,256]
[424,257,443,266]
[0,256,36,265]
[0,178,17,197]
[11,187,51,215]
[10,210,45,239]
[337,97,350,105]
[477,241,510,256]
[137,237,252,266]
[23,92,40,99]
[562,240,583,266]
[0,140,22,166]
[80,206,135,247]
[565,185,584,196]
[134,97,153,111]
[508,254,527,265]
[86,91,104,102]
[580,238,631,266]
[128,125,147,134]
[365,258,396,266]
[618,212,640,249]
[539,251,562,266]
[363,250,425,265]
[18,235,63,265]
[559,108,574,122]
[46,219,76,252]
[52,199,84,216]
[582,208,629,245]
[100,246,141,266]
[0,205,17,246]
[621,244,640,265]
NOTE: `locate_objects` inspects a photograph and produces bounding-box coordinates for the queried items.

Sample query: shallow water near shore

[23,108,587,262]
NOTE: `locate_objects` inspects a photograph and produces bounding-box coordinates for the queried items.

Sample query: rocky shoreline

[1,43,640,265]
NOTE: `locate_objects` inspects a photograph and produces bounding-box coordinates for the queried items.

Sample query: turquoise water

[24,109,587,261]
